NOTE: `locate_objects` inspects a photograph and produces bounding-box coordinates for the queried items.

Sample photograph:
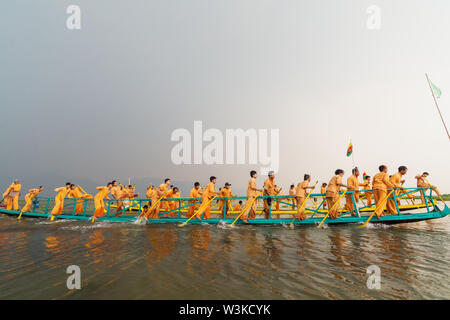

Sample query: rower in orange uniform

[386,166,408,215]
[321,183,327,208]
[68,184,92,214]
[50,183,72,216]
[146,181,169,219]
[289,184,295,208]
[325,170,348,219]
[219,183,236,217]
[195,176,218,220]
[372,165,396,219]
[93,182,112,218]
[158,179,171,211]
[415,172,442,204]
[363,176,372,206]
[2,180,22,211]
[241,170,262,222]
[345,167,367,216]
[187,182,203,218]
[263,171,277,219]
[21,186,45,213]
[168,187,181,216]
[233,200,243,212]
[295,174,315,220]
[146,184,154,206]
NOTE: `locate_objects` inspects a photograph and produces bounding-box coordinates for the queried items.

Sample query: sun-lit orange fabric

[372,172,394,192]
[93,187,110,217]
[321,186,327,208]
[69,187,91,213]
[219,187,235,216]
[262,178,276,219]
[233,203,241,211]
[51,187,71,215]
[242,178,259,221]
[187,187,202,218]
[326,175,342,197]
[195,183,216,219]
[386,173,402,214]
[3,183,22,211]
[21,188,42,213]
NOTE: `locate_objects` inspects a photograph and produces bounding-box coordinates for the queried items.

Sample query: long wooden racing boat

[1,187,448,226]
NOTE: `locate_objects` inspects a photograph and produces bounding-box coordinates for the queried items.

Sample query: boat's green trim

[2,205,448,226]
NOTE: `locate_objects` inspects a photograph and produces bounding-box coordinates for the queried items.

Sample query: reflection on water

[0,211,449,299]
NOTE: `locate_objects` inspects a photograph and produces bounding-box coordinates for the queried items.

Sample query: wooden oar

[137,194,167,223]
[358,189,395,228]
[179,195,218,227]
[231,189,265,226]
[289,182,318,229]
[17,196,33,220]
[317,190,347,228]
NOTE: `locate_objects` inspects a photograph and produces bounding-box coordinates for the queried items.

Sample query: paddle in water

[289,181,318,229]
[317,190,347,228]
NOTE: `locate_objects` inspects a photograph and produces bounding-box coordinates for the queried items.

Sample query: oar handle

[359,189,395,228]
[317,190,347,228]
[231,188,265,226]
[180,195,218,226]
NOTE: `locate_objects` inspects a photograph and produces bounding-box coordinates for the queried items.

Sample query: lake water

[1,203,449,300]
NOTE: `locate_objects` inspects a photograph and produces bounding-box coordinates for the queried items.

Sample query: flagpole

[425,73,450,140]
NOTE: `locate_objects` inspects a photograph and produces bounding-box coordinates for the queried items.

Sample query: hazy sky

[1,0,449,196]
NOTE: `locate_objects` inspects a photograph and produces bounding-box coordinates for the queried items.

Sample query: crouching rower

[68,184,92,214]
[21,186,45,213]
[415,172,442,204]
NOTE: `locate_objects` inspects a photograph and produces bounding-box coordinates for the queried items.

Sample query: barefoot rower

[326,170,348,219]
[372,165,395,219]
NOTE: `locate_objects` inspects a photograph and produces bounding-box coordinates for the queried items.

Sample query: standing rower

[363,176,372,206]
[295,174,315,220]
[372,165,396,219]
[326,170,348,219]
[289,184,295,208]
[241,170,262,222]
[219,183,236,217]
[345,167,367,216]
[386,166,408,215]
[195,176,218,220]
[2,180,22,211]
[93,182,112,218]
[21,186,44,213]
[321,183,327,208]
[187,182,203,218]
[50,183,72,216]
[263,171,277,219]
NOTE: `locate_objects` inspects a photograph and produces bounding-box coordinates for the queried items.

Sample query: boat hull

[2,206,448,226]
